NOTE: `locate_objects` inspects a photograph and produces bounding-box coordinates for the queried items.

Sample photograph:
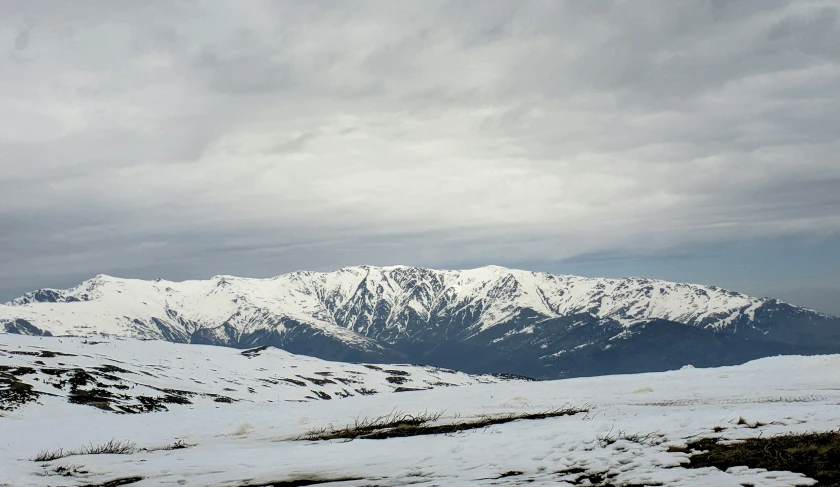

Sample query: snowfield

[2,335,839,487]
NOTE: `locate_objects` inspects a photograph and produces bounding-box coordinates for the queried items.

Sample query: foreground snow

[1,337,839,486]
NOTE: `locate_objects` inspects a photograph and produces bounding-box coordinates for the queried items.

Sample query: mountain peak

[90,273,117,282]
[473,264,513,272]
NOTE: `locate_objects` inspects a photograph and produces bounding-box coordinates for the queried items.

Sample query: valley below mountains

[2,265,838,379]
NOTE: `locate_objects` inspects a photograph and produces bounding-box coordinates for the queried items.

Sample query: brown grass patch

[684,430,840,486]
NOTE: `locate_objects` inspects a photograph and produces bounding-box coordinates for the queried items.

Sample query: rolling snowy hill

[0,334,525,415]
[2,265,838,378]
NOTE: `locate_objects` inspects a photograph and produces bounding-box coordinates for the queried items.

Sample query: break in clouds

[1,0,839,297]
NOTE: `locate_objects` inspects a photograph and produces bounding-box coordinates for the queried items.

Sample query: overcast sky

[1,1,839,314]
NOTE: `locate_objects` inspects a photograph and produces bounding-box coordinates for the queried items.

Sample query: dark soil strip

[241,346,270,358]
[248,477,363,486]
[367,408,586,440]
[0,371,40,411]
[80,477,144,487]
[303,407,587,441]
[681,431,840,487]
[555,467,660,487]
[297,375,336,386]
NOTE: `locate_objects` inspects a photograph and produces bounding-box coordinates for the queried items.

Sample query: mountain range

[2,265,838,379]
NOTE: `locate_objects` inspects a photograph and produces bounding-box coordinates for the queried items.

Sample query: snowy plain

[1,334,839,487]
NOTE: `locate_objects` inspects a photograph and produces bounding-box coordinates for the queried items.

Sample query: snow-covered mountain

[2,265,838,378]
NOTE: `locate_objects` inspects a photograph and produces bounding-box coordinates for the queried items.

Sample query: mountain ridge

[2,265,839,378]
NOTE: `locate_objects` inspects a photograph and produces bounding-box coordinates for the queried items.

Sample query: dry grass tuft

[299,405,589,441]
[140,439,195,452]
[33,439,136,462]
[598,427,664,447]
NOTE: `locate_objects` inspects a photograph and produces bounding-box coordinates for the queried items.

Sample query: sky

[1,1,839,315]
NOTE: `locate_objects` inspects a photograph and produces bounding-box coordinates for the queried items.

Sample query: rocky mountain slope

[2,266,838,378]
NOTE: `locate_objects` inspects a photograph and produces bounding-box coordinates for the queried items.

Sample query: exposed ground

[682,431,840,487]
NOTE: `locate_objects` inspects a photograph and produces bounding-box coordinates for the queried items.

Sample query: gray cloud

[13,25,30,50]
[1,0,839,304]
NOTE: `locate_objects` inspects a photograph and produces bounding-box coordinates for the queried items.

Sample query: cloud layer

[1,0,839,298]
